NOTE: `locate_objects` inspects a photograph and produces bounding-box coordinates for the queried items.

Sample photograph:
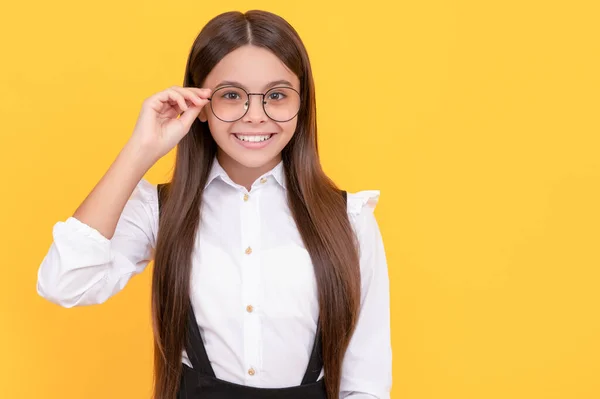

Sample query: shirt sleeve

[340,190,393,399]
[36,178,158,308]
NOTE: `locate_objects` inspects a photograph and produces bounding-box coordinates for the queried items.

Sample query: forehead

[202,45,300,90]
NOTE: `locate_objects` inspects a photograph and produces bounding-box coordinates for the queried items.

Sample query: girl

[36,9,392,399]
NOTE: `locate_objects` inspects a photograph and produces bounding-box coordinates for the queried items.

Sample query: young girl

[36,9,392,399]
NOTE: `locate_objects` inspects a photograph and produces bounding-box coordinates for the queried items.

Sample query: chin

[229,151,280,169]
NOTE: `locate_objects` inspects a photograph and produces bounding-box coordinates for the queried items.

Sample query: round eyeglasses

[207,85,301,123]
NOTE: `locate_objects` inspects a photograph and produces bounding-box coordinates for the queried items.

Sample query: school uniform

[36,156,392,398]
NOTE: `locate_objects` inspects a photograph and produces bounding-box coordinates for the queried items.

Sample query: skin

[198,45,301,191]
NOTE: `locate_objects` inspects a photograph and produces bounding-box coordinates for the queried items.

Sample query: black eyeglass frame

[206,85,301,123]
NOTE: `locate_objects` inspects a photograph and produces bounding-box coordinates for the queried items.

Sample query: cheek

[280,119,298,137]
[206,117,231,142]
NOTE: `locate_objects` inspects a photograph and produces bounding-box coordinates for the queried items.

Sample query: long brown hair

[152,10,361,399]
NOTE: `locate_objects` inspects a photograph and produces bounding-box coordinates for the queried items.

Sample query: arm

[36,142,158,307]
[340,191,392,399]
[36,85,211,308]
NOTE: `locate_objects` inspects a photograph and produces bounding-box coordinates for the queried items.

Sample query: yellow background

[1,0,599,398]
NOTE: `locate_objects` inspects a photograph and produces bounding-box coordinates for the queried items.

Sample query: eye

[222,91,242,100]
[267,91,287,101]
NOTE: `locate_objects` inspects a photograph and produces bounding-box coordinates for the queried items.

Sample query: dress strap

[301,322,323,384]
[157,183,216,376]
[184,300,217,377]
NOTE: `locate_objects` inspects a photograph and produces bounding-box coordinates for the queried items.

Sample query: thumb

[178,101,206,129]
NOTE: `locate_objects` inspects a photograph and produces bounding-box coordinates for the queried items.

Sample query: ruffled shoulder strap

[345,190,381,216]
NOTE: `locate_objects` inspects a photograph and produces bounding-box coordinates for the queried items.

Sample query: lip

[232,132,277,135]
[231,132,277,150]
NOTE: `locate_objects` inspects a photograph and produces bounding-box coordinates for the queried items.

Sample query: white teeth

[234,134,273,142]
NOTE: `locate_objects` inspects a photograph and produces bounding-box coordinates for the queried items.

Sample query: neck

[216,149,281,191]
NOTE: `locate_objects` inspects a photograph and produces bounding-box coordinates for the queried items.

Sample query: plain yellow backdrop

[1,0,599,398]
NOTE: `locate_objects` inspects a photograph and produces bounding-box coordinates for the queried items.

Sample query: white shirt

[36,158,392,398]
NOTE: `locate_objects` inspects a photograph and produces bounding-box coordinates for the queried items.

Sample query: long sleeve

[36,178,158,308]
[340,190,393,399]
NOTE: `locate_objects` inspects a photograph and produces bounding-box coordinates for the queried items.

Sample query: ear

[198,106,208,122]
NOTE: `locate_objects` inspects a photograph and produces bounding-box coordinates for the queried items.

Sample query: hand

[128,85,211,162]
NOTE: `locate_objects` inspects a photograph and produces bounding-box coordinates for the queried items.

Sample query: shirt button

[243,193,249,201]
[245,247,252,255]
[246,305,254,313]
[260,177,267,184]
[248,367,256,376]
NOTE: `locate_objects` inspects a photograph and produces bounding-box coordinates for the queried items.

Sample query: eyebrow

[214,79,295,91]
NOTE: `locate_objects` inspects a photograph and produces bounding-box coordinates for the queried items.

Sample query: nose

[242,94,268,123]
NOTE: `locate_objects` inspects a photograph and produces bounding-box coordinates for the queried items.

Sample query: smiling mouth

[233,133,275,142]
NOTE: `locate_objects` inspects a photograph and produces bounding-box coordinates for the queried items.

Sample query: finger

[147,91,182,114]
[186,87,213,99]
[178,99,208,127]
[171,86,206,106]
[172,86,208,104]
[164,88,189,112]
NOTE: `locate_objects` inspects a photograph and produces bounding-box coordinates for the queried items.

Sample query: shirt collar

[205,156,287,190]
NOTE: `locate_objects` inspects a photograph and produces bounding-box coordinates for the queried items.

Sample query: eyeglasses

[207,85,301,123]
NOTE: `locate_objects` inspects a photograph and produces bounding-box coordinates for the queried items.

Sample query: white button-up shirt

[36,158,392,398]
